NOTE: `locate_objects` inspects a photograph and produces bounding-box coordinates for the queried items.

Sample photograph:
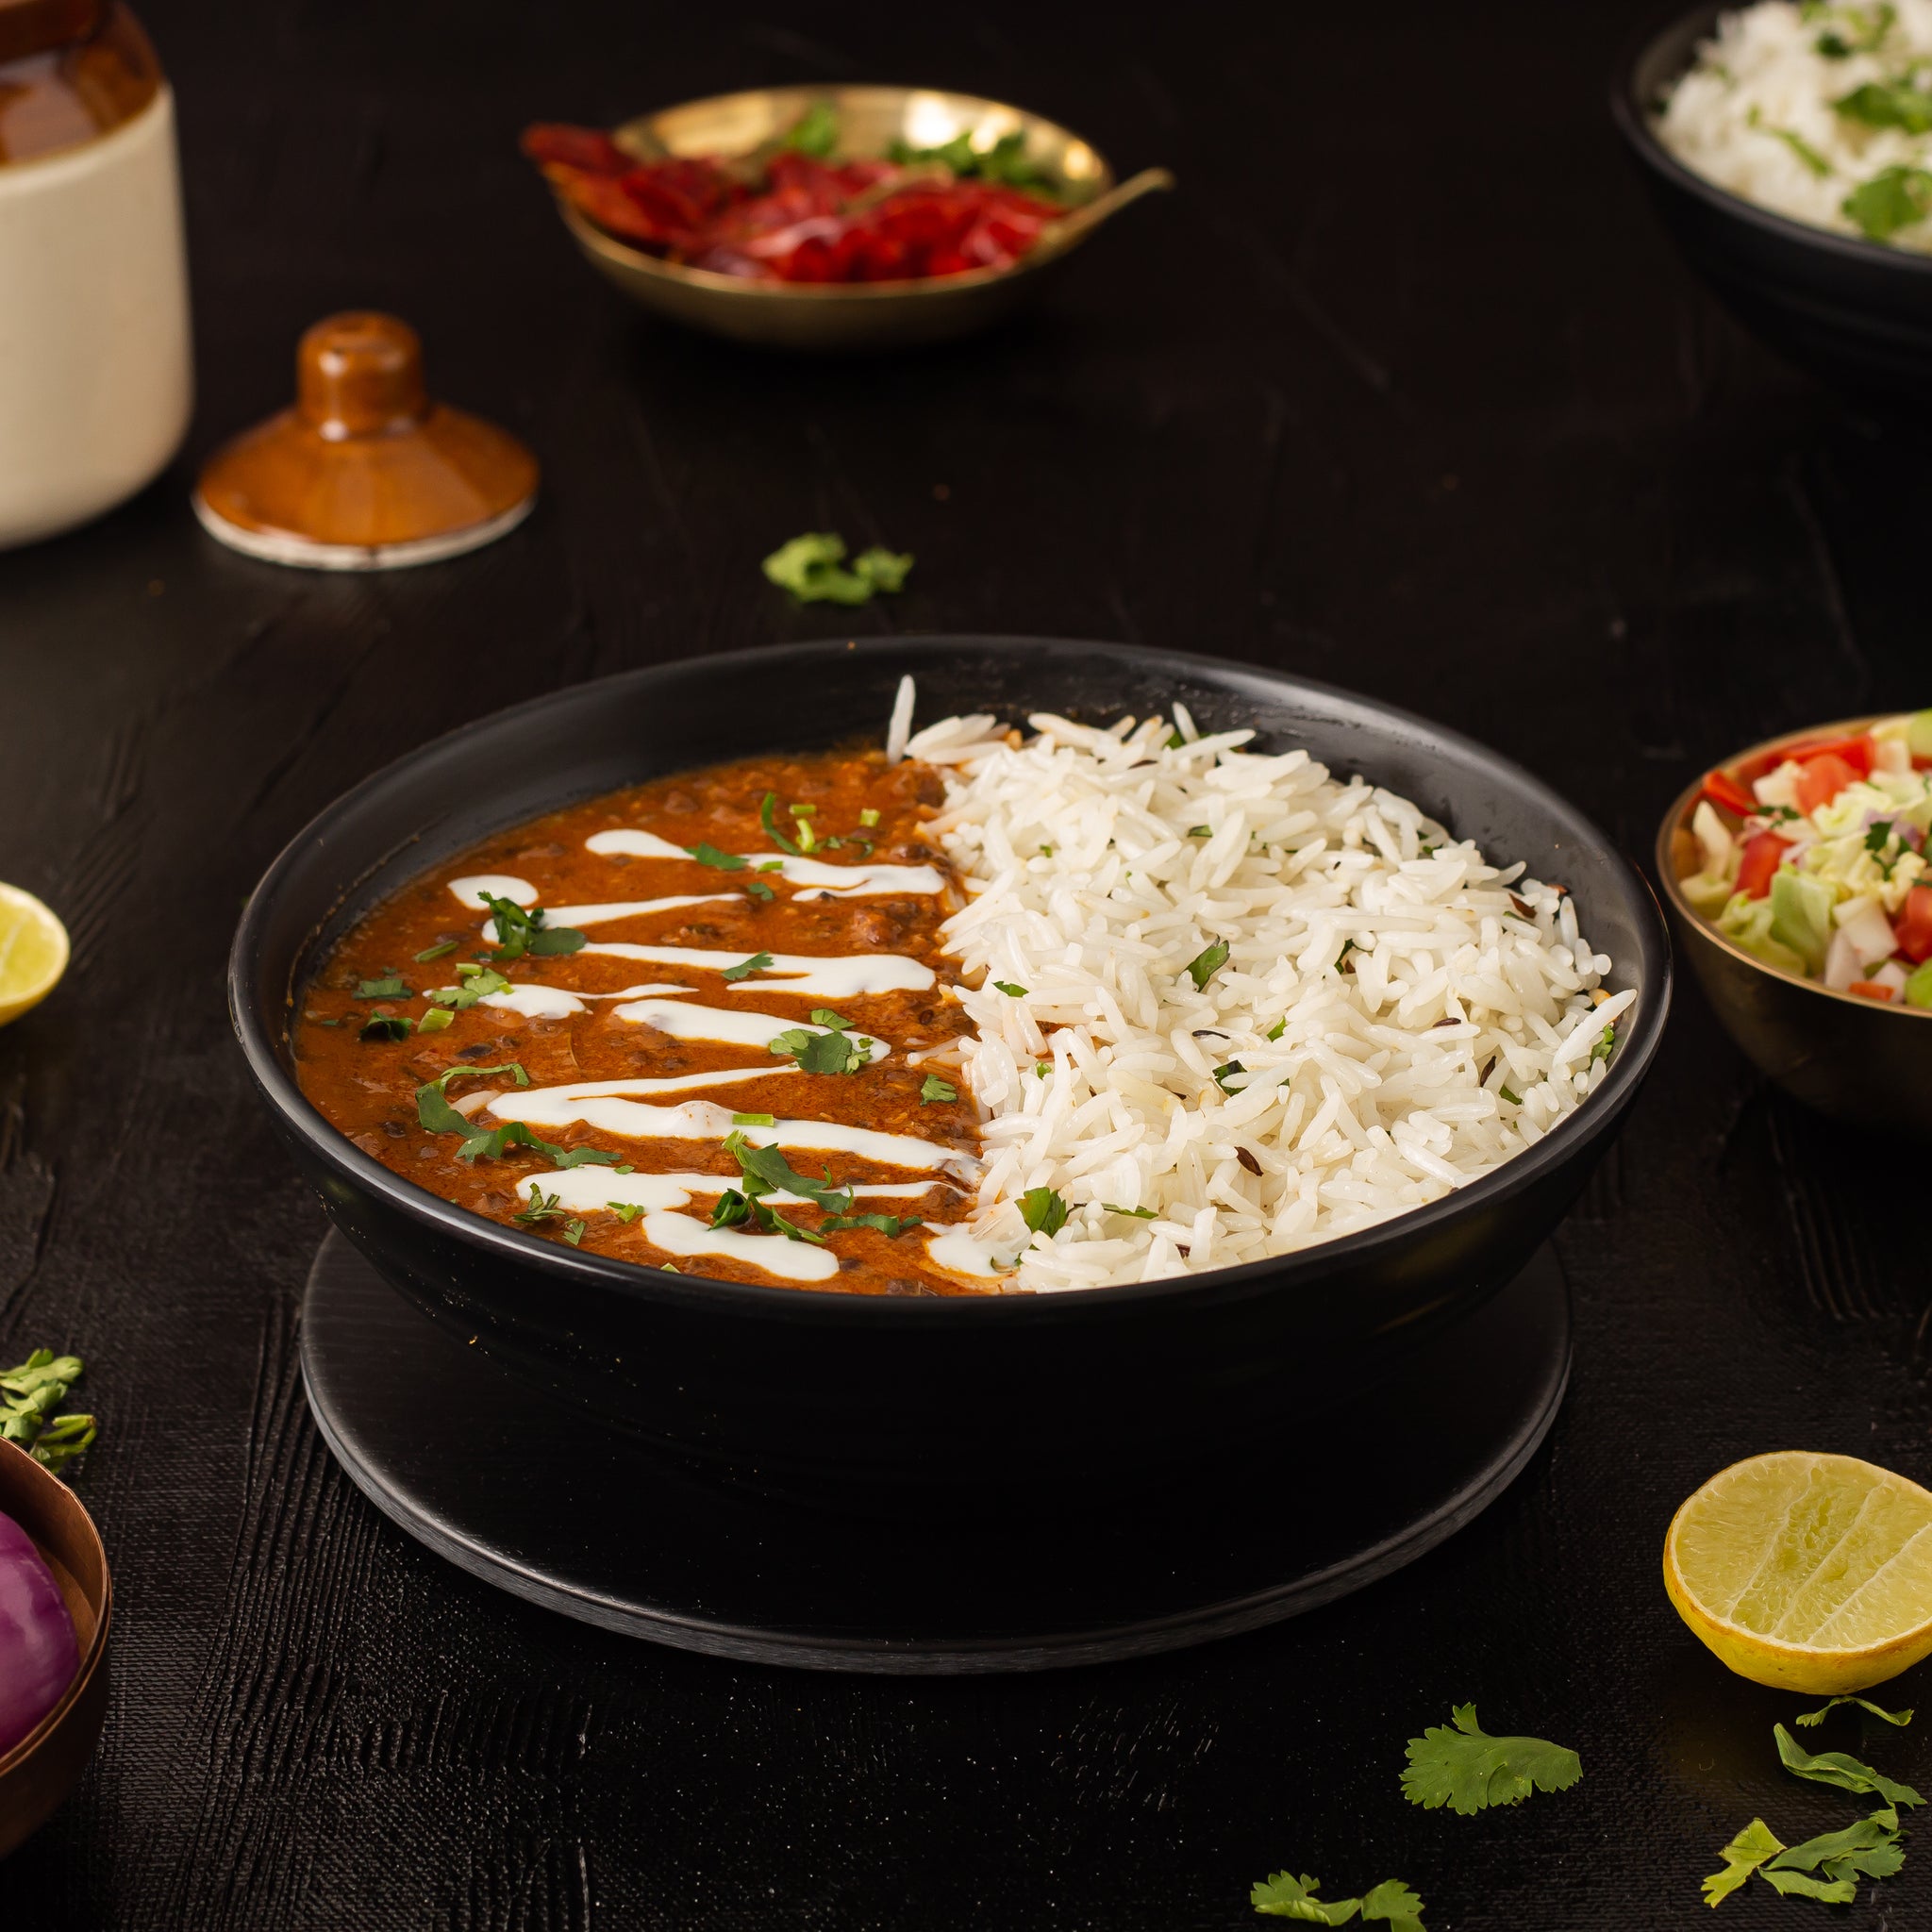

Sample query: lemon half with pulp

[1665,1451,1932,1693]
[0,883,68,1026]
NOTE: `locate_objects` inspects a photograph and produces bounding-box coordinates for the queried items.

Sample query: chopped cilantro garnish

[780,99,838,158]
[1188,825,1212,838]
[417,1008,454,1034]
[358,1014,413,1041]
[1212,1059,1247,1091]
[770,1025,873,1074]
[1186,940,1230,989]
[810,1008,853,1030]
[1020,1186,1068,1237]
[514,1187,567,1227]
[732,1111,776,1127]
[920,1074,958,1104]
[1035,1061,1050,1078]
[758,858,784,873]
[1843,163,1932,240]
[1104,1203,1156,1218]
[1499,1085,1523,1106]
[413,941,458,962]
[760,531,914,606]
[476,891,585,960]
[608,1202,644,1224]
[745,879,775,903]
[859,808,880,828]
[721,951,774,983]
[415,1061,530,1133]
[686,842,746,871]
[821,1211,920,1239]
[991,979,1028,997]
[723,1131,854,1219]
[1163,728,1185,750]
[357,974,409,998]
[1400,1705,1581,1814]
[1265,1017,1287,1041]
[1836,77,1932,134]
[1589,1025,1616,1067]
[426,966,512,1009]
[758,791,801,855]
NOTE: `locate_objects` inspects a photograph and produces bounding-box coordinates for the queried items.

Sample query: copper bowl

[0,1441,111,1857]
[543,84,1173,351]
[1657,715,1932,1128]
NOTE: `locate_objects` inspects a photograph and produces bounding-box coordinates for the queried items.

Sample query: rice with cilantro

[1657,2,1932,251]
[902,702,1632,1291]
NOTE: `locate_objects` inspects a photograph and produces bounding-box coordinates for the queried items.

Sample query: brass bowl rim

[0,1438,112,1777]
[549,81,1115,304]
[1654,710,1932,1017]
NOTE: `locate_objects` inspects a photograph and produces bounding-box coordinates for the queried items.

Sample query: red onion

[0,1505,78,1755]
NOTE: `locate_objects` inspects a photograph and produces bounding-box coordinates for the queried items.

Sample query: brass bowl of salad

[1657,711,1932,1127]
[521,86,1173,352]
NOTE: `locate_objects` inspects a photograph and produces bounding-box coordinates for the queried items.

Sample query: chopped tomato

[1897,884,1932,963]
[1700,768,1757,817]
[1794,752,1862,816]
[1850,981,1897,1002]
[1737,829,1791,899]
[1784,733,1874,776]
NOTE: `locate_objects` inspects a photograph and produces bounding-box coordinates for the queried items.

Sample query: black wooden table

[4,2,1926,1924]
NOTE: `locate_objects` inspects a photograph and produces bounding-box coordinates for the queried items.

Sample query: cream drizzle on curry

[293,750,1008,1294]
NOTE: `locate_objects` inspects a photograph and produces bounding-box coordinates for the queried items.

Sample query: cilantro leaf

[821,1212,921,1239]
[1400,1705,1582,1815]
[991,980,1028,997]
[920,1074,958,1104]
[758,791,801,856]
[1836,78,1932,133]
[477,891,586,961]
[1020,1186,1068,1237]
[709,1189,752,1229]
[1774,1724,1924,1807]
[853,546,913,593]
[358,1013,413,1041]
[1589,1025,1616,1067]
[721,950,774,983]
[780,100,838,157]
[1186,940,1230,989]
[1796,1696,1913,1728]
[426,965,512,1009]
[1760,1868,1857,1903]
[722,1131,853,1215]
[746,879,774,903]
[415,1061,530,1131]
[414,941,458,962]
[1768,1809,1906,1885]
[1843,164,1932,241]
[515,1186,566,1226]
[608,1201,644,1223]
[1704,1819,1785,1907]
[1213,1058,1247,1091]
[770,1025,873,1074]
[357,974,409,998]
[1104,1203,1155,1217]
[1250,1872,1425,1928]
[687,842,746,871]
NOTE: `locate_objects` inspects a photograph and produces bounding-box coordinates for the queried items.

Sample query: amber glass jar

[0,0,192,548]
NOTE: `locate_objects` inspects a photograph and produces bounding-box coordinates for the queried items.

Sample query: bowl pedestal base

[300,1231,1571,1675]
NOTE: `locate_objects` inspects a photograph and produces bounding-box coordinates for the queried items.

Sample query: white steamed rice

[904,701,1633,1291]
[1657,1,1932,251]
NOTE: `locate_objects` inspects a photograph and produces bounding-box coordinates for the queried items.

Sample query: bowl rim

[546,80,1115,303]
[0,1438,111,1777]
[229,634,1674,1327]
[1608,0,1932,280]
[1655,710,1932,1015]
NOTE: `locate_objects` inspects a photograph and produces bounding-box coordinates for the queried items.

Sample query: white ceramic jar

[0,2,192,550]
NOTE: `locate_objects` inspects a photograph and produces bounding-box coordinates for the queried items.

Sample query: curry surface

[293,750,989,1293]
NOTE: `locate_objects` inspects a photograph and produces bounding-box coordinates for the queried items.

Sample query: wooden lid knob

[297,311,429,440]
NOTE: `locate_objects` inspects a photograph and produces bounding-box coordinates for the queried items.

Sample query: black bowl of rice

[232,638,1672,1507]
[1613,0,1932,401]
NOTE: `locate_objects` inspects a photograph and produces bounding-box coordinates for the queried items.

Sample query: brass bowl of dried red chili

[1657,713,1932,1133]
[521,86,1174,351]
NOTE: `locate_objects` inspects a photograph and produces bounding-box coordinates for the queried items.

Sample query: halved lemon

[0,883,68,1027]
[1665,1451,1932,1693]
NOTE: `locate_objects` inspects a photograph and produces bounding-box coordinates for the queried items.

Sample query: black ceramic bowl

[231,639,1671,1504]
[1612,2,1932,401]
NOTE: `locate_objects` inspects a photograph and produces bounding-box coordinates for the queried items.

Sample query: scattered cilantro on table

[1774,1724,1924,1807]
[1797,1695,1913,1729]
[1399,1705,1581,1814]
[762,531,913,606]
[1,1349,96,1471]
[1250,1871,1426,1928]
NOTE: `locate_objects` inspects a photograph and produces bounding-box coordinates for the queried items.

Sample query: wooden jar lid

[193,312,538,570]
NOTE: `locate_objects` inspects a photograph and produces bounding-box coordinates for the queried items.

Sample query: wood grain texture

[1,0,1928,1924]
